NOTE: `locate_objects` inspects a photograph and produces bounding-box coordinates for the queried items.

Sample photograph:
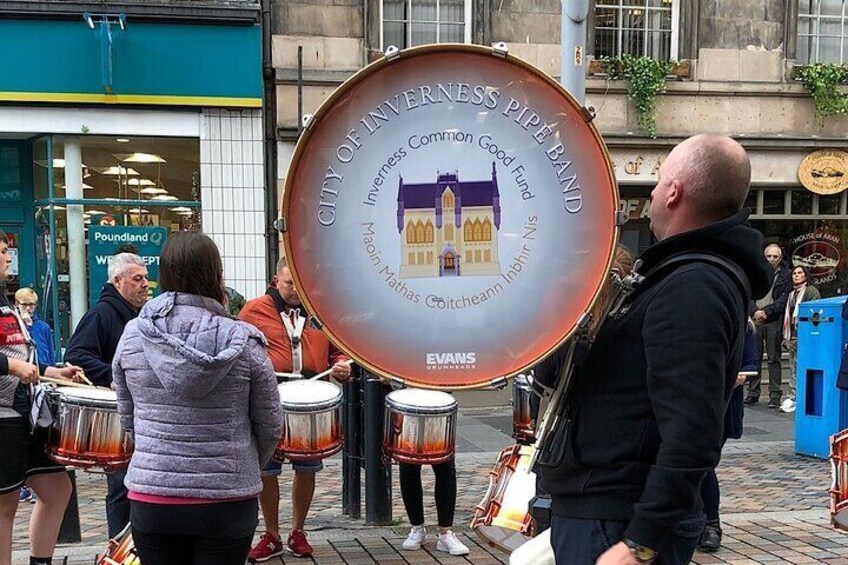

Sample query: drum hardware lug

[301,113,315,131]
[581,105,596,123]
[309,315,322,329]
[576,313,591,332]
[273,216,287,233]
[384,45,401,61]
[387,375,405,387]
[492,42,509,58]
[615,210,629,226]
[489,376,508,390]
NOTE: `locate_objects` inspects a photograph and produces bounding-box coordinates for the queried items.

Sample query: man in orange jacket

[240,257,350,561]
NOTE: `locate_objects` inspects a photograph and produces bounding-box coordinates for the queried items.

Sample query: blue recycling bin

[795,295,848,458]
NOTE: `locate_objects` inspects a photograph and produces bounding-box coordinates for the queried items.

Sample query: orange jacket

[239,294,347,375]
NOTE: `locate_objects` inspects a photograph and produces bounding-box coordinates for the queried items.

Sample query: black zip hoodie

[539,210,772,551]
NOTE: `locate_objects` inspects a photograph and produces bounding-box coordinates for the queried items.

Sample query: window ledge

[587,59,692,79]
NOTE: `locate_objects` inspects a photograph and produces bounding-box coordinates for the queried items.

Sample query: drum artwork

[281,44,620,391]
[274,379,343,462]
[471,444,537,552]
[384,388,457,465]
[46,387,133,471]
[830,428,848,531]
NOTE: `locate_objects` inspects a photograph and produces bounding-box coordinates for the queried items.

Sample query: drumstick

[75,372,94,386]
[39,376,106,389]
[276,372,302,379]
[308,359,353,381]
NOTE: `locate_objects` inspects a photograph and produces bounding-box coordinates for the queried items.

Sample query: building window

[466,250,472,263]
[381,0,471,50]
[798,0,848,64]
[409,252,415,264]
[445,222,454,241]
[594,0,679,61]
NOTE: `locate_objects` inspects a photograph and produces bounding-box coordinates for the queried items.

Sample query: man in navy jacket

[539,134,772,565]
[64,253,148,539]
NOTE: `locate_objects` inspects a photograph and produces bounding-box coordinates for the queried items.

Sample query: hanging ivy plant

[796,63,848,123]
[601,55,674,138]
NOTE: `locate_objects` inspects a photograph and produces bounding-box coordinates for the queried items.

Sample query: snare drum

[472,444,536,553]
[384,389,457,465]
[96,523,140,565]
[46,387,133,471]
[512,374,535,444]
[274,380,343,462]
[830,429,848,531]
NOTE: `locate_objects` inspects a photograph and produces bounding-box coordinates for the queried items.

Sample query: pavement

[11,398,848,565]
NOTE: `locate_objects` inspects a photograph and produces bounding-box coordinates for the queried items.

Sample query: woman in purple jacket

[112,232,283,565]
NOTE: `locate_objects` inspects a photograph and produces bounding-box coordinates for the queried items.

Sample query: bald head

[650,134,750,239]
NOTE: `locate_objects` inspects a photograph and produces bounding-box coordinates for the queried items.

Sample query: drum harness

[280,308,307,377]
[0,304,49,433]
[531,252,751,471]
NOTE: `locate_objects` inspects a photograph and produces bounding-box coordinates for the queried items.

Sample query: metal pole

[345,366,362,519]
[297,46,304,137]
[64,138,87,332]
[560,0,589,104]
[363,372,392,525]
[260,0,279,279]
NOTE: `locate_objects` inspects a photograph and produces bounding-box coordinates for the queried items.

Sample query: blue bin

[795,296,848,458]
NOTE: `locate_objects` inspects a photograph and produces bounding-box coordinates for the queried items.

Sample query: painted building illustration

[397,163,501,278]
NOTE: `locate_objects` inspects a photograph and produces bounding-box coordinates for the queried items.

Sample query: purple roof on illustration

[396,163,500,209]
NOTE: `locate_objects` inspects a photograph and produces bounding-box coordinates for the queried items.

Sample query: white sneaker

[781,397,793,409]
[436,530,469,556]
[780,399,796,413]
[402,525,426,550]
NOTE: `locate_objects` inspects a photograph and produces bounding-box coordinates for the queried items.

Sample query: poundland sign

[87,226,167,307]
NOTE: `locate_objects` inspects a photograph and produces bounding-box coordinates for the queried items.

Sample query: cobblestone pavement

[11,415,848,563]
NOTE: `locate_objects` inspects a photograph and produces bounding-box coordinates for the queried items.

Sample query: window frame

[379,0,472,51]
[797,0,848,64]
[592,0,680,61]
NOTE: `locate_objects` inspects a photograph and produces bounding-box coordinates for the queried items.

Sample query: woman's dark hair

[792,265,811,283]
[159,231,226,305]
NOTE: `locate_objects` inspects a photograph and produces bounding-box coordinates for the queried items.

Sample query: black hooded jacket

[64,283,139,386]
[538,210,772,551]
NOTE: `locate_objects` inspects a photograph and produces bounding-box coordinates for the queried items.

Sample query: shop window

[792,190,814,215]
[744,190,758,213]
[382,0,471,49]
[797,0,848,64]
[820,193,843,215]
[594,0,678,61]
[762,190,787,215]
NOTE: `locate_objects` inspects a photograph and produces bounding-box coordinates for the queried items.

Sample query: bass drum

[282,44,619,390]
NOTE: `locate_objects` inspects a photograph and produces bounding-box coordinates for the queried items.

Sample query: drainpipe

[261,0,279,278]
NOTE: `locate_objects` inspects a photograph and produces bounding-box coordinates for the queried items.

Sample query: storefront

[0,14,268,352]
[612,146,848,297]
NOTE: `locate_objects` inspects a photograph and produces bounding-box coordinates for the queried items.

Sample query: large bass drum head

[283,44,618,389]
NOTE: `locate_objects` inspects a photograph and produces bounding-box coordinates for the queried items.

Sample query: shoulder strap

[644,252,752,305]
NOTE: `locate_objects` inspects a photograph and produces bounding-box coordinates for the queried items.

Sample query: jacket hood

[135,292,261,398]
[98,283,139,324]
[638,210,772,301]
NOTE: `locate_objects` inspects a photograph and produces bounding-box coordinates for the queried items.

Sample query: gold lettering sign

[798,149,848,195]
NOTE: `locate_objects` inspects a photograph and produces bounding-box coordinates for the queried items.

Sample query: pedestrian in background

[780,265,820,413]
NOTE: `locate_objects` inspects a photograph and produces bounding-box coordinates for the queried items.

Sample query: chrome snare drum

[512,374,535,444]
[471,444,536,552]
[46,387,133,471]
[274,380,343,462]
[384,389,457,465]
[96,523,140,565]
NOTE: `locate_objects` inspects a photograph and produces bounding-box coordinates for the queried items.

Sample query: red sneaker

[286,529,313,558]
[248,532,285,563]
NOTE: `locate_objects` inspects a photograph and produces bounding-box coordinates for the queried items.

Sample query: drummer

[0,229,82,565]
[240,257,351,561]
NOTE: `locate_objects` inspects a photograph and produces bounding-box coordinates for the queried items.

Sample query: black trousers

[130,498,258,565]
[399,459,457,528]
[106,469,130,539]
[748,320,783,401]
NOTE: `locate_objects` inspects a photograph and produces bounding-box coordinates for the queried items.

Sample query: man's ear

[666,180,683,209]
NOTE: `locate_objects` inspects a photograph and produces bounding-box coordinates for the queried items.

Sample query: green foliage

[796,64,848,123]
[601,55,674,138]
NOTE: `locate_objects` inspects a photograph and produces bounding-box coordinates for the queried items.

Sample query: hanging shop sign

[798,149,848,195]
[791,229,843,286]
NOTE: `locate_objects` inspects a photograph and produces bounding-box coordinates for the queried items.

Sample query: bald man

[539,135,772,565]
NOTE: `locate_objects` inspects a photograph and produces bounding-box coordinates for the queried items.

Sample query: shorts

[0,417,66,494]
[261,457,323,477]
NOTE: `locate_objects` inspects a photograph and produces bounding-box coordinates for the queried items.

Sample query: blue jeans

[550,512,705,565]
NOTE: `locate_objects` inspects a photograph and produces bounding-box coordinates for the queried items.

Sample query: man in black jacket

[747,244,792,407]
[64,252,148,539]
[539,134,772,565]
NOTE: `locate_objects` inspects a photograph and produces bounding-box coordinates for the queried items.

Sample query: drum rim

[281,43,619,390]
[49,388,118,408]
[385,398,458,415]
[278,380,343,411]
